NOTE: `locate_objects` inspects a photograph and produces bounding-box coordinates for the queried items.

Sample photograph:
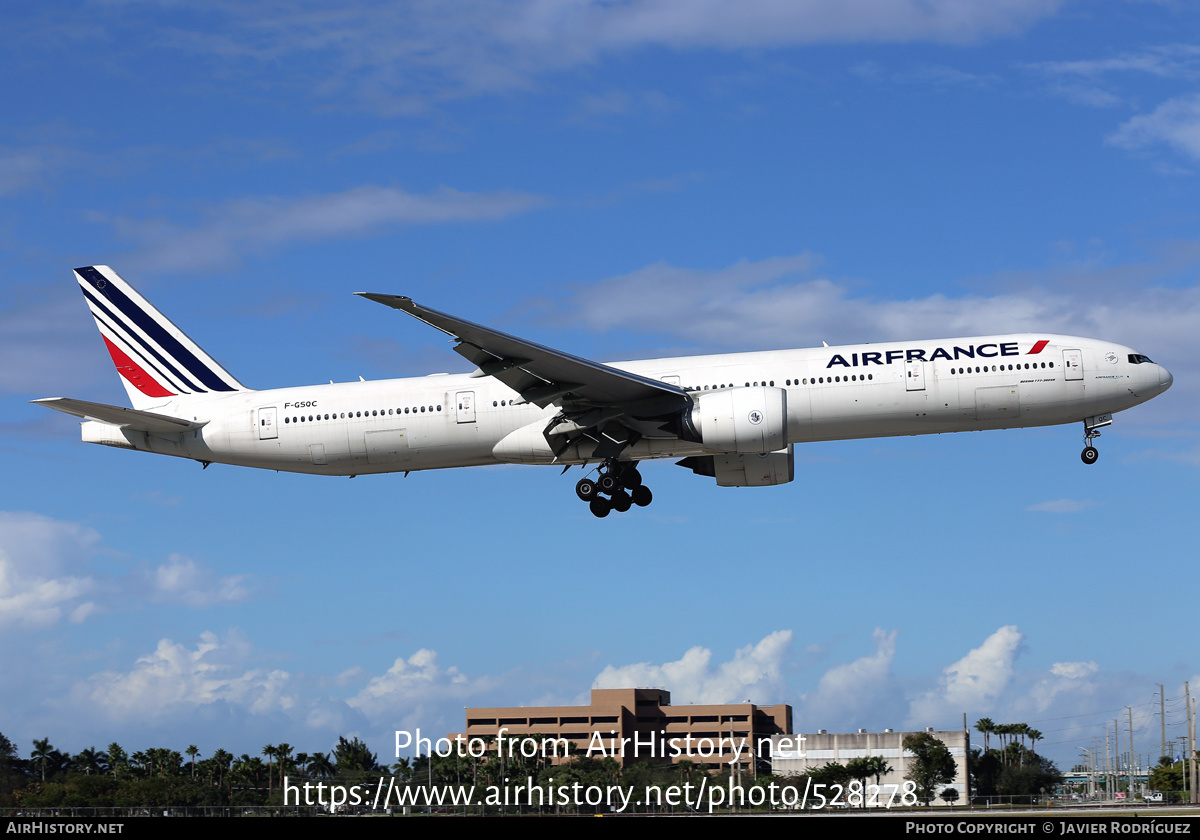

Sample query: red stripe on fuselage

[102,336,176,397]
[1027,339,1050,354]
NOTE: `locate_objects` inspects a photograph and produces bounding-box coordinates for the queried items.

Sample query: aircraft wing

[357,294,689,415]
[357,293,692,459]
[32,397,207,434]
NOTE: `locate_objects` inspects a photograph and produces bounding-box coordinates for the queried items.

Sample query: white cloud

[1028,45,1200,110]
[908,626,1024,726]
[68,630,297,720]
[0,512,263,629]
[1109,94,1200,162]
[0,512,103,629]
[348,648,500,733]
[800,628,897,726]
[566,252,1200,349]
[151,553,254,607]
[99,185,547,272]
[143,1,1066,113]
[1026,499,1097,513]
[1033,45,1200,81]
[1027,661,1099,713]
[592,629,793,705]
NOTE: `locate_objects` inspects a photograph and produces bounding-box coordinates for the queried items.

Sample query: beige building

[770,728,971,803]
[458,687,793,771]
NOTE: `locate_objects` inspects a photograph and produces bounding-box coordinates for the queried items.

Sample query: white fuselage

[84,333,1172,477]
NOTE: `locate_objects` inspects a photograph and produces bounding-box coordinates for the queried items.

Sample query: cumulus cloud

[151,554,254,607]
[1109,94,1200,162]
[1027,660,1099,713]
[908,626,1024,726]
[0,512,103,629]
[49,634,499,751]
[348,648,500,733]
[0,511,263,629]
[592,629,793,705]
[67,630,297,720]
[99,185,547,272]
[799,628,898,726]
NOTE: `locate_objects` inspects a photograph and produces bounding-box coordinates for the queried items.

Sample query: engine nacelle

[680,386,788,454]
[677,447,794,486]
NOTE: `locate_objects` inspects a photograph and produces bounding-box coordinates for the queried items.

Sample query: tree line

[0,731,379,809]
[971,717,1062,798]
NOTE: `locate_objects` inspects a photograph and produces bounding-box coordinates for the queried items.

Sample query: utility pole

[1114,719,1121,799]
[1161,684,1167,763]
[1188,683,1197,805]
[1106,729,1112,802]
[1127,707,1135,797]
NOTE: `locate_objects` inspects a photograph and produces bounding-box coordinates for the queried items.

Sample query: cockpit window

[1128,354,1155,365]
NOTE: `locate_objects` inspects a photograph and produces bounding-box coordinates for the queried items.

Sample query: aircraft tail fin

[73,266,250,409]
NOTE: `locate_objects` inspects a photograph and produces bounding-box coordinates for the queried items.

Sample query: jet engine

[677,386,788,454]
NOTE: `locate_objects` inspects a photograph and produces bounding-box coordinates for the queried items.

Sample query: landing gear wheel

[589,497,612,518]
[575,478,598,502]
[621,467,642,488]
[630,485,653,507]
[611,490,632,512]
[598,473,620,494]
[1081,446,1099,465]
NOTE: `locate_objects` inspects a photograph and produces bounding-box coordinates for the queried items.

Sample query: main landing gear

[575,459,653,518]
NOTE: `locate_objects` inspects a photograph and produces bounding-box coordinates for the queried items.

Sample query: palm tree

[31,738,54,782]
[994,723,1014,762]
[276,743,294,783]
[974,718,995,753]
[1013,722,1029,753]
[845,757,873,806]
[262,744,276,794]
[73,746,106,775]
[866,754,893,788]
[187,745,199,779]
[1027,728,1043,758]
[307,752,334,779]
[107,743,127,779]
[211,748,233,791]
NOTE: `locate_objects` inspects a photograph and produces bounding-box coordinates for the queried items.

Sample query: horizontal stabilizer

[32,397,206,434]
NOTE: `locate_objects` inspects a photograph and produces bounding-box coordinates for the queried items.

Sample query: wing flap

[32,397,206,434]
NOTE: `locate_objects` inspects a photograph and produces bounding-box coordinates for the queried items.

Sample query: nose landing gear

[1080,415,1109,465]
[577,459,653,517]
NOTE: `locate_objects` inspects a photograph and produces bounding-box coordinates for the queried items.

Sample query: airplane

[35,266,1173,518]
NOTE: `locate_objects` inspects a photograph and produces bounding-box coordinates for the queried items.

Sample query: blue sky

[3,1,1198,772]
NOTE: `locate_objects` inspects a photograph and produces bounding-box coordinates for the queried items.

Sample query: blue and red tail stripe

[73,266,248,407]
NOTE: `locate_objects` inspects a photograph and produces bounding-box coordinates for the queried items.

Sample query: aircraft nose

[1160,365,1173,392]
